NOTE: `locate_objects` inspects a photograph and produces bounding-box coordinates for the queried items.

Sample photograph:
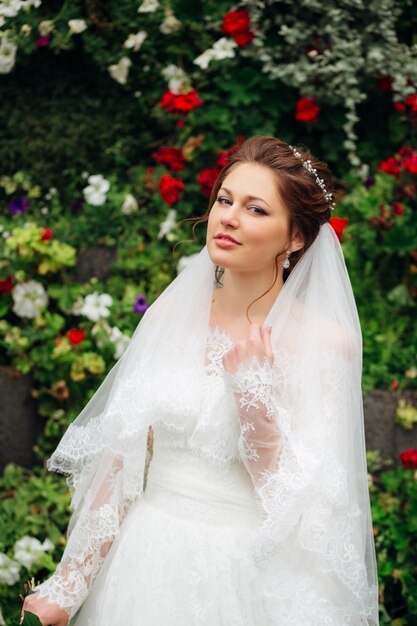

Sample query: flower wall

[0,1,417,623]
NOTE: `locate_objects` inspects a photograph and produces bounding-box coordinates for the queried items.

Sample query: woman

[22,136,379,625]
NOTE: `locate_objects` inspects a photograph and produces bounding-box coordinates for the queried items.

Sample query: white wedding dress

[64,326,268,625]
[35,322,378,625]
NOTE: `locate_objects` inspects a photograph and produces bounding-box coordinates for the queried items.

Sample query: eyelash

[216,196,267,215]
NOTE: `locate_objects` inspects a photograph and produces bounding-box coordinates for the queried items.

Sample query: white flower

[158,209,177,240]
[12,280,48,319]
[177,253,199,274]
[38,19,54,36]
[212,37,237,60]
[194,37,237,70]
[91,321,130,358]
[0,553,20,586]
[193,49,214,70]
[68,19,87,34]
[0,38,17,74]
[14,536,53,571]
[109,326,131,359]
[161,63,187,93]
[123,30,147,52]
[138,0,159,13]
[21,0,41,8]
[0,0,22,18]
[83,174,110,206]
[81,292,113,322]
[108,56,131,85]
[159,7,181,35]
[121,193,139,215]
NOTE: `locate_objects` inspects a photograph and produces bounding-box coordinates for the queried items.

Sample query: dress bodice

[151,325,241,465]
[146,327,261,528]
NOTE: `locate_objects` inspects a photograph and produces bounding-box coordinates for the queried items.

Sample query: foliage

[0,464,70,622]
[368,451,417,625]
[339,148,417,392]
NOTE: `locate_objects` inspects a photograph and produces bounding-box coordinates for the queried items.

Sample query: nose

[220,202,239,228]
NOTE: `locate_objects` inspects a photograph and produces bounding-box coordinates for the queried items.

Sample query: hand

[222,322,274,375]
[21,592,69,626]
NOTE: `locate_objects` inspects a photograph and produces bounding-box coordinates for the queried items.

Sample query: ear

[290,228,305,253]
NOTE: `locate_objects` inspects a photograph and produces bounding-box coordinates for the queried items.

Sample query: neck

[214,266,284,324]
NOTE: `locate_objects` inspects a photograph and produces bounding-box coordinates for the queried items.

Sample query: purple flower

[9,196,30,214]
[364,176,375,189]
[133,294,148,314]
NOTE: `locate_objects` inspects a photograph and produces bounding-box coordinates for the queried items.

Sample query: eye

[217,196,232,205]
[248,206,267,215]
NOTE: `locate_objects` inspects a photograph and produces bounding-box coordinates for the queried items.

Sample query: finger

[262,325,274,365]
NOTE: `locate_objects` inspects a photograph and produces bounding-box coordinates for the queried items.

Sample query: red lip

[215,233,241,244]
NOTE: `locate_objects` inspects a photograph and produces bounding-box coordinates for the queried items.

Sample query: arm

[25,425,154,622]
[223,355,285,490]
[29,454,126,621]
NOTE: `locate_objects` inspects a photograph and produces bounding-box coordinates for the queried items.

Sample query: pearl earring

[283,250,291,269]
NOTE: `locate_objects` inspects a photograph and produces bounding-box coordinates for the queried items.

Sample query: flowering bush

[368,450,417,623]
[338,146,417,391]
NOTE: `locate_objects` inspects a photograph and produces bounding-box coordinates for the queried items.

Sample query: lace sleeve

[223,356,286,494]
[33,426,154,620]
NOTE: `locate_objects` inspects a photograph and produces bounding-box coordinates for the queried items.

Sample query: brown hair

[183,135,335,321]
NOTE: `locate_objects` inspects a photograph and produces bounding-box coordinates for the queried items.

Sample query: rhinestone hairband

[288,145,336,211]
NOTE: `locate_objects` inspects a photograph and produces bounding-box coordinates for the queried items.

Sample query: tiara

[288,145,336,211]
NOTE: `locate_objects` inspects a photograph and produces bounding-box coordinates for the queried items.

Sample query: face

[206,162,304,274]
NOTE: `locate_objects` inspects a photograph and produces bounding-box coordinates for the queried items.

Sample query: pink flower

[36,35,51,47]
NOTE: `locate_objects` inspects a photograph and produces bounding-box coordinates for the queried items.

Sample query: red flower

[295,96,321,123]
[378,157,401,177]
[41,228,53,241]
[0,276,13,293]
[398,146,415,158]
[400,448,417,469]
[36,35,51,47]
[403,154,417,175]
[152,147,186,172]
[216,136,245,167]
[160,89,203,115]
[176,119,185,128]
[197,168,220,197]
[378,76,393,93]
[67,329,85,345]
[392,202,404,216]
[405,94,417,112]
[394,93,417,115]
[390,380,399,389]
[222,9,254,46]
[329,217,349,242]
[159,174,185,206]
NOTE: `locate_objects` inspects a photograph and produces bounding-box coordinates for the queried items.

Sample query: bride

[22,136,379,625]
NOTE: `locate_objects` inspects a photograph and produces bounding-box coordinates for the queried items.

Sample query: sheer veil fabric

[39,222,379,624]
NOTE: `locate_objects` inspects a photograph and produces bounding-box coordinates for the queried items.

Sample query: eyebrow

[219,187,272,209]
